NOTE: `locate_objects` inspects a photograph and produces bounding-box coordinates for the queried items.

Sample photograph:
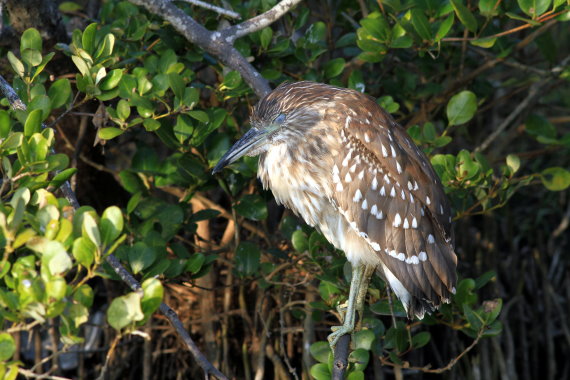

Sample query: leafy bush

[0,0,569,378]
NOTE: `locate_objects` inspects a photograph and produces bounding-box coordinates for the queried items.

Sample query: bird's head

[212,81,327,174]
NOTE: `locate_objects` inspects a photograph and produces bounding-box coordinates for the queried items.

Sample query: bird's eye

[274,114,286,124]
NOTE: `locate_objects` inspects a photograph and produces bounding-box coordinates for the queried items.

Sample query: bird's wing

[325,92,457,317]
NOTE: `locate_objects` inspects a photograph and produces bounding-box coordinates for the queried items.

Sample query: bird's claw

[327,324,353,349]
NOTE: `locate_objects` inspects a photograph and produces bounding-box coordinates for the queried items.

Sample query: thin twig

[475,79,547,153]
[176,0,241,19]
[221,0,304,43]
[17,369,72,380]
[380,327,485,373]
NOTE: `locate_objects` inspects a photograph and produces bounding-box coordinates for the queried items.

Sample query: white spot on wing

[393,213,402,227]
[361,199,368,209]
[396,161,402,174]
[397,252,405,261]
[342,150,352,167]
[419,251,427,261]
[401,190,406,200]
[372,176,378,190]
[336,182,344,192]
[345,173,352,182]
[390,187,396,197]
[370,204,378,216]
[364,133,370,142]
[426,196,431,205]
[353,189,362,202]
[358,170,364,180]
[350,164,357,173]
[428,234,435,244]
[412,217,418,229]
[408,181,413,191]
[380,186,386,196]
[403,218,409,229]
[384,174,390,184]
[371,242,381,251]
[390,145,396,157]
[381,144,388,157]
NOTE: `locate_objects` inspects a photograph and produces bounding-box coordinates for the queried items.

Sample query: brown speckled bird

[213,81,457,347]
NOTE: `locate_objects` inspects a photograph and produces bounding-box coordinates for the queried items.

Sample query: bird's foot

[327,322,354,349]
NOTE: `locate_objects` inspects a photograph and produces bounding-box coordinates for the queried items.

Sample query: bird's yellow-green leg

[328,263,367,348]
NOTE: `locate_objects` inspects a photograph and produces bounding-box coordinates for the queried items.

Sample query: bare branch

[175,0,241,19]
[221,0,304,43]
[128,0,271,97]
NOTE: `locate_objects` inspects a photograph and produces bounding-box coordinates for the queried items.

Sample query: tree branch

[221,0,304,43]
[176,0,241,19]
[128,0,271,97]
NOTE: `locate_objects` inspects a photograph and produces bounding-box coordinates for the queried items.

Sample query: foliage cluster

[0,0,568,378]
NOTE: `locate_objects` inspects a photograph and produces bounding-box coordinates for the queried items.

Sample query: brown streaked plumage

[213,81,457,347]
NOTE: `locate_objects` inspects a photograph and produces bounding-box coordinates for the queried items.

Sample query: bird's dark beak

[212,127,268,174]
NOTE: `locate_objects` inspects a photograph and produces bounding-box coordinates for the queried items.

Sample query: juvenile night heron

[213,81,457,347]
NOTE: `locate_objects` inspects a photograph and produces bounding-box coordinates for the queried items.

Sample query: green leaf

[411,9,432,40]
[525,114,556,139]
[73,284,94,308]
[46,277,67,300]
[59,2,83,12]
[447,90,477,126]
[349,348,369,371]
[141,278,163,316]
[470,36,497,48]
[42,241,73,275]
[100,68,123,90]
[324,58,346,78]
[291,230,309,252]
[221,71,242,90]
[354,329,376,350]
[186,253,206,274]
[260,27,273,50]
[128,242,156,274]
[100,206,124,246]
[234,194,268,221]
[98,127,124,140]
[310,363,331,380]
[450,0,478,32]
[82,23,98,54]
[540,167,570,191]
[107,292,144,330]
[479,0,499,16]
[21,48,42,67]
[412,331,431,348]
[456,149,480,180]
[7,51,25,78]
[506,154,520,175]
[235,241,261,276]
[50,168,78,188]
[116,99,131,121]
[0,333,16,361]
[82,212,101,247]
[48,79,72,109]
[24,109,43,136]
[518,0,552,18]
[347,371,365,380]
[309,341,331,363]
[143,118,160,131]
[188,110,209,123]
[73,237,95,268]
[21,28,42,52]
